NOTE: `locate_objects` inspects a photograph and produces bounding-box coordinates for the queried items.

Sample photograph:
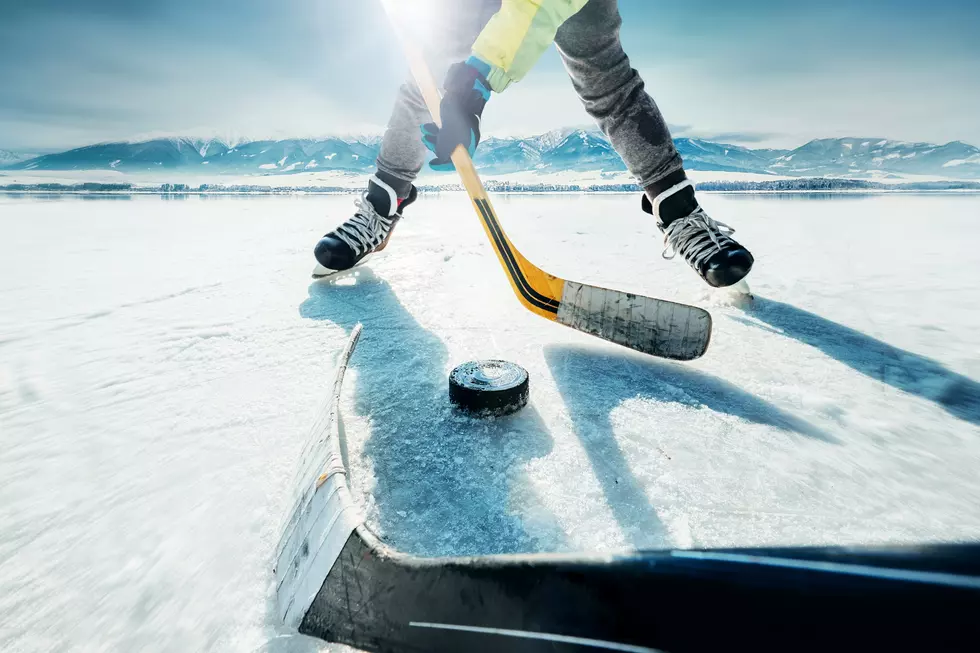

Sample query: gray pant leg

[555,0,683,188]
[375,0,501,195]
[375,82,431,197]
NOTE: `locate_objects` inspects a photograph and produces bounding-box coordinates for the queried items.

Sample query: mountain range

[4,130,979,179]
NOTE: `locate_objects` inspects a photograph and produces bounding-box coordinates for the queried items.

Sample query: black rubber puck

[449,360,529,416]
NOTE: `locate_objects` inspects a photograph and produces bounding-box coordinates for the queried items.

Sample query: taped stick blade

[557,281,712,361]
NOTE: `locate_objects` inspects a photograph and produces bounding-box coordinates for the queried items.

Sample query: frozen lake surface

[2,192,979,652]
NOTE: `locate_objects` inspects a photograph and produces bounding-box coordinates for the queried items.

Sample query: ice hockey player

[314,0,753,288]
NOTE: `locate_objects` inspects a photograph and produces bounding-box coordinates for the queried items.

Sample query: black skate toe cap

[705,248,754,288]
[314,235,357,271]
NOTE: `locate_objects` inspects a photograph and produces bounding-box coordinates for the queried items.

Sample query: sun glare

[384,0,452,49]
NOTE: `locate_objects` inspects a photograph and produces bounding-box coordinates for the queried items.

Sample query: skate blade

[697,278,754,308]
[311,264,378,286]
[718,278,754,308]
[730,279,753,298]
[311,254,373,280]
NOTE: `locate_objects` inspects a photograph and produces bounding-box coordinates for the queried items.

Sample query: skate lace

[335,193,393,257]
[661,208,737,270]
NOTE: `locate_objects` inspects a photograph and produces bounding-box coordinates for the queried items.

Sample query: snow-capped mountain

[9,138,207,171]
[473,137,542,173]
[5,132,979,179]
[674,138,776,174]
[770,138,980,178]
[0,149,37,166]
[204,138,365,173]
[191,138,230,159]
[8,137,383,174]
[525,127,597,152]
[542,129,626,172]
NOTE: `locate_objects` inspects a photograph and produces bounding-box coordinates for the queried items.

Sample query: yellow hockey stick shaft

[379,0,565,320]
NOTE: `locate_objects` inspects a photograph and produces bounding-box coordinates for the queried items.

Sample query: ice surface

[2,192,980,652]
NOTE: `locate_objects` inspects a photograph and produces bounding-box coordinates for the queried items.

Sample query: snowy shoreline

[3,187,979,196]
[4,175,980,196]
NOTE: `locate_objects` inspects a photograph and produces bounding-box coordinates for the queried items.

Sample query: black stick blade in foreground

[275,326,980,653]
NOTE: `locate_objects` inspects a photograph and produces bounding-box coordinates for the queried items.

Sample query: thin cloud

[692,132,786,145]
[1,0,978,149]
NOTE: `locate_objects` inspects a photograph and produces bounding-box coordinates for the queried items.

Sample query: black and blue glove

[421,56,492,171]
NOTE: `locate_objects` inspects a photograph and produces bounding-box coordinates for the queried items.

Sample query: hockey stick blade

[558,281,711,361]
[276,323,980,653]
[275,324,362,629]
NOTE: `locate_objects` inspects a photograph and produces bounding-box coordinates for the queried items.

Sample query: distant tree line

[0,182,135,191]
[695,179,980,191]
[2,178,978,194]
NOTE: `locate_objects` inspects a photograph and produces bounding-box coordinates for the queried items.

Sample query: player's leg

[376,3,498,196]
[314,1,501,272]
[555,0,753,287]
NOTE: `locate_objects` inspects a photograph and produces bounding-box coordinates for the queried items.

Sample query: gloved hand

[421,56,492,171]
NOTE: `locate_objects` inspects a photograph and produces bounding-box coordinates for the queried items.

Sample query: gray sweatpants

[376,0,683,196]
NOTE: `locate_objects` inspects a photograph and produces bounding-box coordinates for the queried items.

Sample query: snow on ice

[1,192,979,652]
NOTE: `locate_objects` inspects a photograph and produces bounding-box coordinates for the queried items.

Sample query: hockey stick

[274,326,980,653]
[378,0,711,361]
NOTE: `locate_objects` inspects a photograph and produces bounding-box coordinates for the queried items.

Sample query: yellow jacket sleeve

[471,0,589,92]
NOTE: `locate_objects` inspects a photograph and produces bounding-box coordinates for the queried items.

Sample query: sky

[1,0,979,151]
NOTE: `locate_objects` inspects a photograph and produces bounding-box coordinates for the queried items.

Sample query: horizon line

[3,130,978,157]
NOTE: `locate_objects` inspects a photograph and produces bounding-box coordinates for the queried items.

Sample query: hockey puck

[449,360,529,416]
